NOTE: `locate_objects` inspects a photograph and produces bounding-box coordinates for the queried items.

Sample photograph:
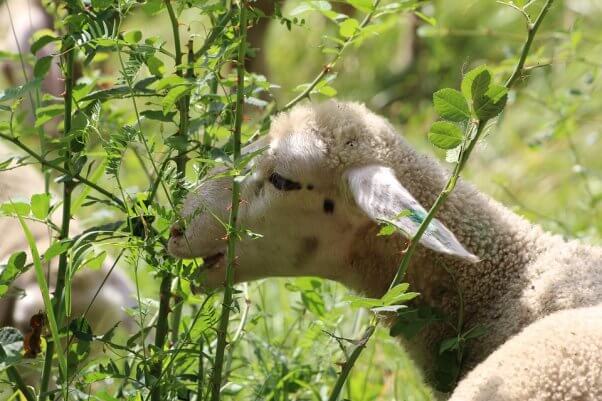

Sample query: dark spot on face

[295,236,320,268]
[323,199,335,214]
[301,236,319,255]
[269,172,302,191]
[307,184,314,190]
[254,181,264,197]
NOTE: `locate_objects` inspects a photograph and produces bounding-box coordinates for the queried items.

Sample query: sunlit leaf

[428,121,464,149]
[433,88,470,121]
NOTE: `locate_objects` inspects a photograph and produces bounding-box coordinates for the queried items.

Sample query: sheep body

[449,305,602,401]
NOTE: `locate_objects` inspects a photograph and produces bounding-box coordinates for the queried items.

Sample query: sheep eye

[269,172,302,191]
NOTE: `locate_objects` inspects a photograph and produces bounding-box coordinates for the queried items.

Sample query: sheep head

[168,101,477,291]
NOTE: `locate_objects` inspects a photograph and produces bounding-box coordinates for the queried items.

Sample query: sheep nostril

[170,225,184,238]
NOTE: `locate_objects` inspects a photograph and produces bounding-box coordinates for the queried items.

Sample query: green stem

[150,274,172,401]
[326,0,555,396]
[392,0,554,287]
[0,133,126,211]
[281,0,381,112]
[39,36,76,401]
[209,3,247,400]
[194,8,236,60]
[505,0,554,88]
[327,326,375,401]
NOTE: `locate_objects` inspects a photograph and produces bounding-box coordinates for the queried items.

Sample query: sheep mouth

[202,252,224,270]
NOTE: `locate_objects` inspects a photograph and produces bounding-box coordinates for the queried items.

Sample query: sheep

[0,141,136,338]
[168,100,602,400]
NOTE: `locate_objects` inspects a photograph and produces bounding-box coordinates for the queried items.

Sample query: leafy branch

[280,0,382,112]
[209,2,248,401]
[326,1,554,399]
[0,133,126,211]
[38,30,77,400]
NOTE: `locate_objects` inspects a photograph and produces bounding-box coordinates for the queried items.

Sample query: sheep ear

[346,165,479,262]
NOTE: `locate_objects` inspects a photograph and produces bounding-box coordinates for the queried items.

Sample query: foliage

[0,0,600,400]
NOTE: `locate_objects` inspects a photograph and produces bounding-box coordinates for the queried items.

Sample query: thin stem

[392,0,555,288]
[327,325,375,401]
[39,35,76,401]
[390,122,485,287]
[326,0,555,396]
[150,274,172,401]
[150,3,193,400]
[194,8,236,60]
[280,0,382,112]
[505,0,554,88]
[209,3,247,400]
[0,133,126,211]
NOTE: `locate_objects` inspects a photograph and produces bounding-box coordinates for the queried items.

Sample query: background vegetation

[0,0,601,400]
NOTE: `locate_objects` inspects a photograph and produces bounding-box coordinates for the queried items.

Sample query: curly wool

[269,101,602,400]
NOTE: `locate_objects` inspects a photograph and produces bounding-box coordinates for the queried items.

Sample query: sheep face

[168,101,477,289]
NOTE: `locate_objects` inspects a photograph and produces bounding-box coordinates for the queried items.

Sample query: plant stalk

[327,325,375,401]
[209,2,247,400]
[0,133,126,211]
[281,0,381,112]
[38,34,76,401]
[326,0,554,396]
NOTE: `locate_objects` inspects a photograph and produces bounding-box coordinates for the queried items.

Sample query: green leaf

[428,121,464,150]
[146,55,165,77]
[377,224,397,236]
[474,84,508,120]
[380,283,418,306]
[0,251,27,297]
[434,350,461,392]
[433,88,470,122]
[344,294,384,309]
[461,65,489,101]
[290,1,331,16]
[33,56,53,79]
[31,193,50,220]
[339,18,360,38]
[141,110,175,122]
[470,69,492,101]
[30,33,59,54]
[0,78,42,102]
[317,84,337,97]
[0,202,30,216]
[463,324,488,340]
[439,337,460,354]
[152,75,189,91]
[35,103,64,127]
[91,0,113,8]
[0,327,23,369]
[162,85,190,115]
[43,240,71,261]
[389,306,444,339]
[14,212,67,373]
[414,11,436,26]
[124,30,142,44]
[348,0,374,12]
